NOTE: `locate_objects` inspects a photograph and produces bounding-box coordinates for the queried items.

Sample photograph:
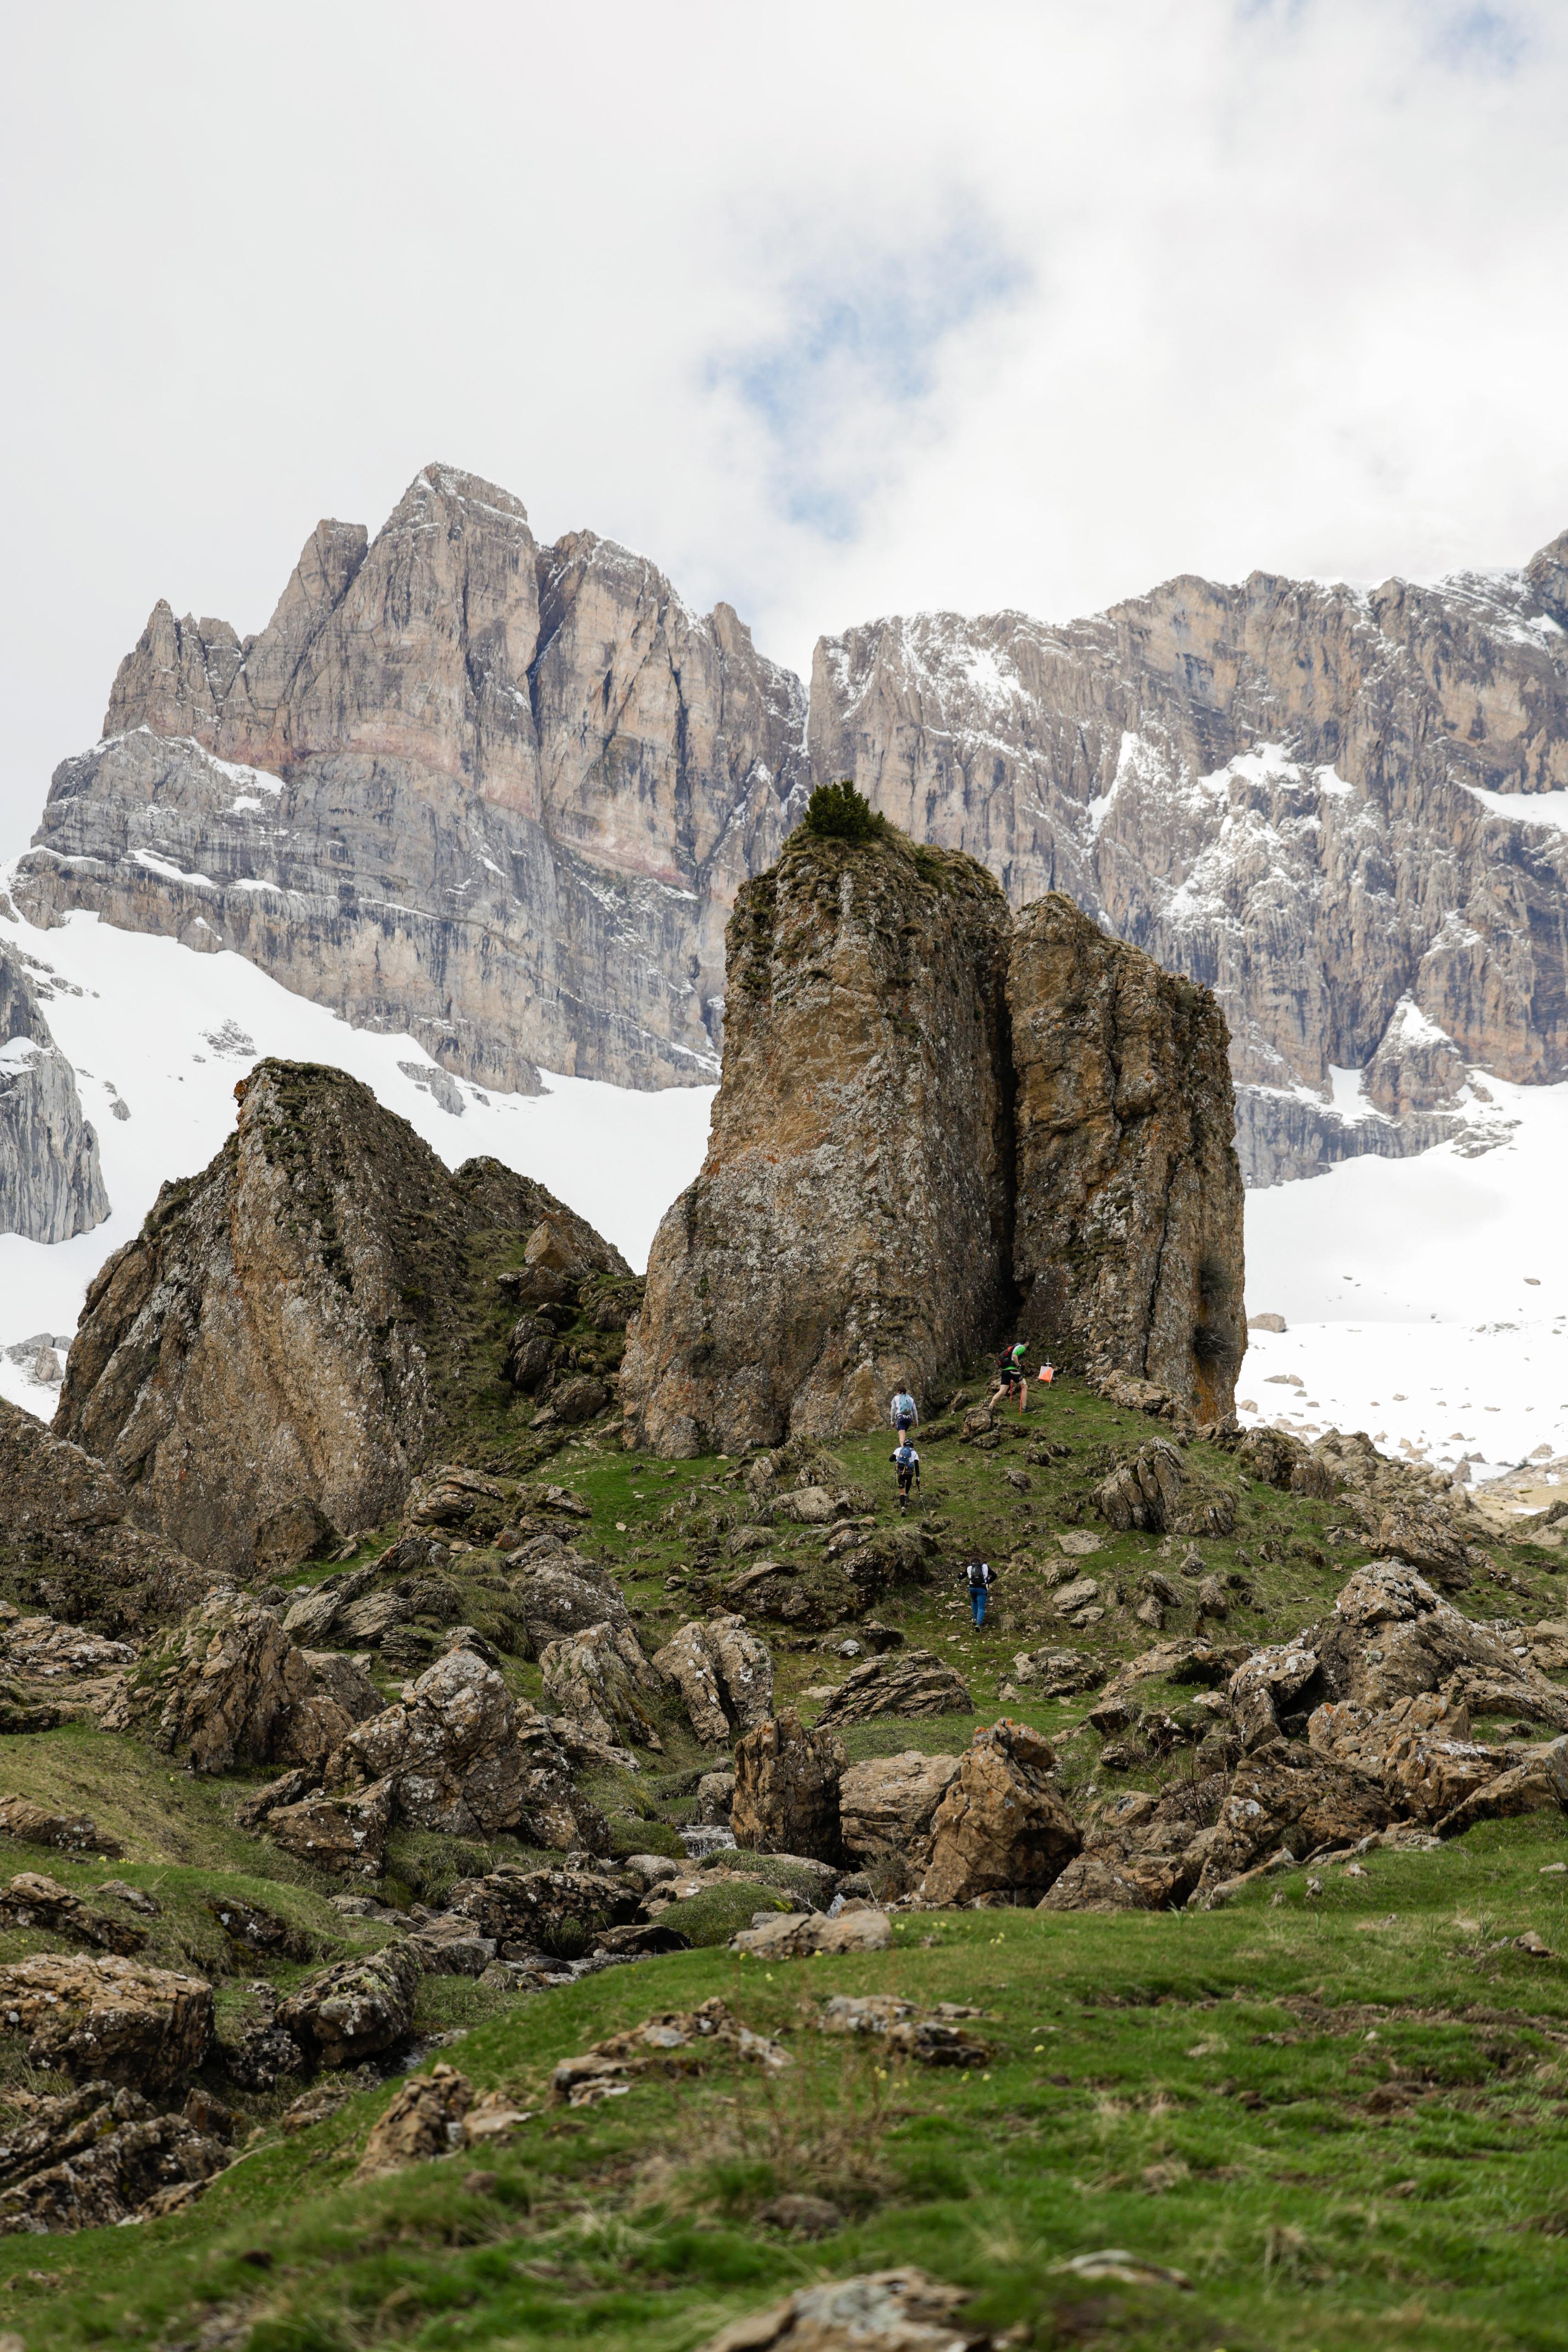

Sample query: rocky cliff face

[16,466,1568,1175]
[15,466,806,1091]
[809,541,1568,1181]
[620,826,1015,1452]
[0,932,108,1243]
[54,1058,627,1575]
[621,819,1243,1449]
[1009,893,1245,1417]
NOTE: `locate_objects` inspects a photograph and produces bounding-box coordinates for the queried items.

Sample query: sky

[3,0,1567,859]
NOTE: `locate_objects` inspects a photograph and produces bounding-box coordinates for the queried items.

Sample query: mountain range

[4,462,1568,1250]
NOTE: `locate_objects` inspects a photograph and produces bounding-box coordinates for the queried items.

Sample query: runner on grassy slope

[988,1342,1029,1416]
[891,1438,921,1512]
[964,1555,995,1628]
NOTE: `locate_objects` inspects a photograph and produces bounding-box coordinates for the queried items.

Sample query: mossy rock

[656,1879,791,1948]
[605,1813,684,1861]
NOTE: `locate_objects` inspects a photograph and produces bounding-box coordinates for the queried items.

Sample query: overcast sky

[2,0,1566,858]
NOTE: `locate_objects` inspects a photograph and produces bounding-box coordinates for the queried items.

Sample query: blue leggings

[971,1584,987,1626]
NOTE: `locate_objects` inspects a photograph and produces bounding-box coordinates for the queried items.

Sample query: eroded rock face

[837,1751,962,1888]
[114,1590,377,1773]
[809,539,1568,1182]
[0,1399,215,1635]
[653,1616,774,1746]
[265,1780,394,1878]
[816,1651,972,1729]
[448,1867,637,1960]
[53,1058,626,1575]
[0,1954,213,2090]
[1010,894,1245,1417]
[622,828,1014,1452]
[731,1709,846,1863]
[0,2082,229,2235]
[920,1722,1079,1906]
[18,467,806,1089]
[330,1649,526,1837]
[0,936,108,1244]
[540,1621,664,1750]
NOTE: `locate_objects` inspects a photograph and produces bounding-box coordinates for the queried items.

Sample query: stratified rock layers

[0,937,107,1242]
[15,466,806,1090]
[1009,893,1246,1419]
[53,1059,626,1575]
[621,830,1015,1451]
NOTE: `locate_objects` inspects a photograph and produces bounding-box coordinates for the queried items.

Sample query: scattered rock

[265,1778,394,1877]
[1006,1648,1105,1699]
[731,1709,846,1863]
[816,1651,972,1728]
[0,2081,229,2235]
[552,1996,790,2103]
[328,1647,527,1836]
[818,1994,991,2066]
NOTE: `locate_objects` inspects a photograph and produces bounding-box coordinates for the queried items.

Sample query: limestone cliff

[808,542,1568,1181]
[1009,894,1245,1418]
[0,934,108,1243]
[16,466,806,1091]
[620,824,1014,1452]
[54,1059,628,1576]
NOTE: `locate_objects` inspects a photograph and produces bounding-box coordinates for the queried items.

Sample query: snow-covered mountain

[13,462,1567,1185]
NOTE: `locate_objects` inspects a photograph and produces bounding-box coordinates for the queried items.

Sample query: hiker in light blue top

[890,1387,918,1441]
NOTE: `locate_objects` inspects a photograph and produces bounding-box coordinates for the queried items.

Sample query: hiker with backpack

[964,1556,996,1628]
[988,1342,1029,1417]
[889,1385,919,1441]
[891,1437,921,1511]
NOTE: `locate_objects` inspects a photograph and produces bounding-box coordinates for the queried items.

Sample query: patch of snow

[0,881,715,1421]
[1459,784,1568,837]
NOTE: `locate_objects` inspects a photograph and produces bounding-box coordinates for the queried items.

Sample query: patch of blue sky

[712,216,1027,542]
[1429,4,1530,73]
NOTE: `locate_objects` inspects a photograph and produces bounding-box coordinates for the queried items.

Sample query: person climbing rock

[890,1385,919,1441]
[891,1437,921,1511]
[964,1555,995,1628]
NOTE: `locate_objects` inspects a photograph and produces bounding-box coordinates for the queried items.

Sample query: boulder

[0,1796,120,1856]
[405,1466,510,1530]
[540,1621,665,1750]
[0,2083,229,2235]
[621,825,1015,1452]
[448,1867,638,1961]
[0,1872,147,1954]
[653,1615,774,1746]
[51,1059,628,1575]
[1096,1442,1184,1534]
[280,1564,378,1644]
[508,1558,630,1658]
[265,1779,394,1877]
[514,1710,614,1855]
[1368,1498,1480,1590]
[816,1651,972,1729]
[1005,1649,1105,1699]
[694,2270,976,2352]
[731,1910,893,1958]
[1039,1852,1195,1913]
[1051,1576,1101,1618]
[696,1770,736,1824]
[731,1710,846,1863]
[1008,892,1246,1419]
[113,1589,353,1774]
[920,1722,1080,1906]
[328,1648,525,1836]
[722,1559,859,1631]
[1436,1736,1568,1837]
[837,1751,962,1888]
[1228,1643,1319,1749]
[278,1944,422,2070]
[550,1375,612,1426]
[354,2062,474,2180]
[254,1496,339,1576]
[0,1953,213,2090]
[1309,1560,1567,1718]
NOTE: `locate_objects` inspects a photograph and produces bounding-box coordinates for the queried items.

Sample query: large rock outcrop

[15,466,806,1090]
[52,1058,626,1575]
[0,934,107,1243]
[1009,895,1245,1417]
[621,826,1015,1449]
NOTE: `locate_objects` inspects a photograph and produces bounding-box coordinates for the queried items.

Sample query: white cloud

[2,0,1565,858]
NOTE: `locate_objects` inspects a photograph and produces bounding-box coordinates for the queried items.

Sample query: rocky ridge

[12,471,1568,1179]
